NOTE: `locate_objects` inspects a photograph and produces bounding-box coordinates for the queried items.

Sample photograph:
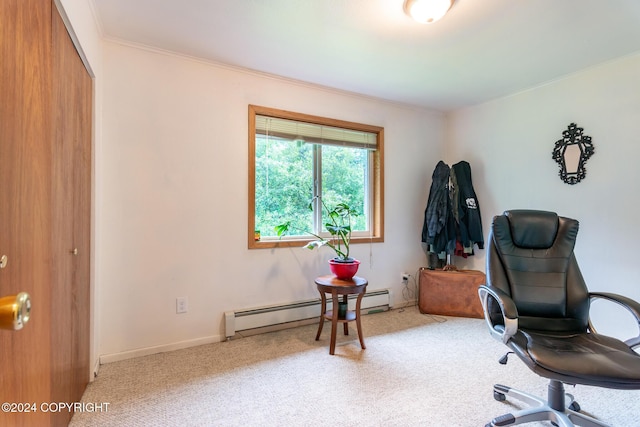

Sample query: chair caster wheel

[569,401,580,412]
[493,390,506,401]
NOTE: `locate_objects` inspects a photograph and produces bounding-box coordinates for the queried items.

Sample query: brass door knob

[0,292,31,331]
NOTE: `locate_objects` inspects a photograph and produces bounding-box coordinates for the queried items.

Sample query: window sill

[249,235,383,250]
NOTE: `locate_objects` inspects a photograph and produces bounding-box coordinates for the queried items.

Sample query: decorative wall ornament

[552,123,594,185]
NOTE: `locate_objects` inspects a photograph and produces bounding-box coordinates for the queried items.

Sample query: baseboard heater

[224,289,392,339]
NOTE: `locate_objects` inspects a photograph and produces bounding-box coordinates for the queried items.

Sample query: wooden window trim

[248,104,384,249]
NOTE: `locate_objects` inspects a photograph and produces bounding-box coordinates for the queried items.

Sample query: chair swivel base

[487,383,610,427]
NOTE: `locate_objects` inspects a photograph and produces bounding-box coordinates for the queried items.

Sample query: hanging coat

[421,161,455,256]
[451,161,484,251]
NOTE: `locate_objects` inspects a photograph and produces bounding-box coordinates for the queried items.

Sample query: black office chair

[478,210,640,427]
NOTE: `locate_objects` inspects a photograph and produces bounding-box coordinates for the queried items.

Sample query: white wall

[446,53,640,337]
[60,1,640,363]
[98,41,443,358]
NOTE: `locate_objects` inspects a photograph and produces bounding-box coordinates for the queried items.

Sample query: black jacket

[421,161,456,256]
[451,161,484,250]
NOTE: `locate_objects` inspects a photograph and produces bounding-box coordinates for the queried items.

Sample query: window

[248,105,384,249]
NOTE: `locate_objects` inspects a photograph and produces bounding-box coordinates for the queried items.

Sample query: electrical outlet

[401,273,410,282]
[176,297,188,314]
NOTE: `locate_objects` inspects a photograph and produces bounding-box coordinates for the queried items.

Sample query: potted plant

[274,197,360,280]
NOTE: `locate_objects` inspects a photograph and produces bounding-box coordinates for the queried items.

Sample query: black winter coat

[421,161,456,255]
[451,161,484,249]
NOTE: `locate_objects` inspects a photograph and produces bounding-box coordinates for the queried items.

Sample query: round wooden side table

[314,275,368,355]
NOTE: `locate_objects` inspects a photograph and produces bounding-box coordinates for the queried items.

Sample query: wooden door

[0,1,92,425]
[51,4,92,418]
[0,0,55,425]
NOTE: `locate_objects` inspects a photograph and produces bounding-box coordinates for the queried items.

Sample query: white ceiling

[91,0,640,111]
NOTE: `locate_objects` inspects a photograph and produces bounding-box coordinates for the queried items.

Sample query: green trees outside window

[254,137,368,238]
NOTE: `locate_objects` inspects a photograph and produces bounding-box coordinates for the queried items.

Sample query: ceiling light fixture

[404,0,453,24]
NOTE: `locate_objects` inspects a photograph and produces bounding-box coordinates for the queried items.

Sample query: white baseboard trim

[99,334,224,365]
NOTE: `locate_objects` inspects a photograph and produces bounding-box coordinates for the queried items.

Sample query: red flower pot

[329,259,360,280]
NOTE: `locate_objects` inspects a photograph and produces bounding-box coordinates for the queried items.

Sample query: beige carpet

[70,307,639,426]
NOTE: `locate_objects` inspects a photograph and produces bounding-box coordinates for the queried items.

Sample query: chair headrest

[504,210,559,249]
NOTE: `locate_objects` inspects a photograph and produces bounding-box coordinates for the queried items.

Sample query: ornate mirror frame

[552,123,594,185]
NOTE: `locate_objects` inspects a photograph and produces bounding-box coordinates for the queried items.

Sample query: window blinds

[255,115,378,150]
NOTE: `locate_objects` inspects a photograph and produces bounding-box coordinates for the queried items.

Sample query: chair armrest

[589,292,640,348]
[478,285,518,344]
